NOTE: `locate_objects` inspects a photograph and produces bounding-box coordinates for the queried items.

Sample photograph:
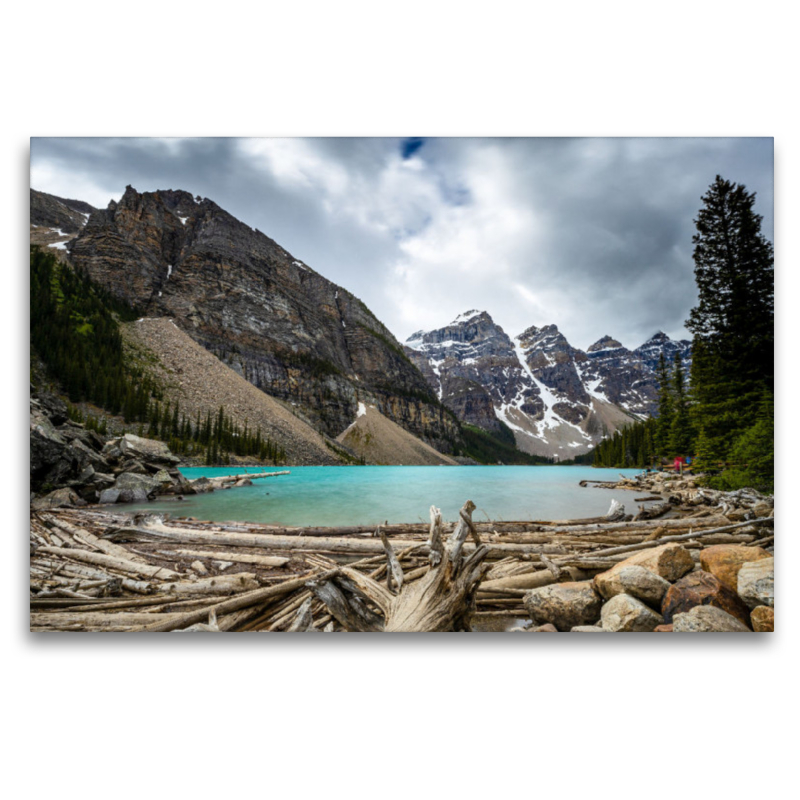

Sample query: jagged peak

[588,335,623,352]
[451,309,489,325]
[643,330,671,344]
[517,322,562,341]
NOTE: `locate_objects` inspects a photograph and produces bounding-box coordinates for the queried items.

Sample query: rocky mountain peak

[587,335,624,353]
[61,185,462,454]
[645,330,671,343]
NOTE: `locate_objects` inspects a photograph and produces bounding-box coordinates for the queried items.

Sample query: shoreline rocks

[672,606,751,632]
[523,581,603,631]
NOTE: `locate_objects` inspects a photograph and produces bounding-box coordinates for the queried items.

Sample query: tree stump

[307,501,489,632]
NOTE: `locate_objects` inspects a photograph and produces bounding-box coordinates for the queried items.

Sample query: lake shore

[30,471,774,633]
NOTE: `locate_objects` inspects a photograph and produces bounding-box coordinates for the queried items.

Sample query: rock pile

[31,390,190,509]
[520,539,774,632]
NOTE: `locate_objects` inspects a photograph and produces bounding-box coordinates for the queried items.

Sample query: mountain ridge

[64,185,462,455]
[405,310,691,459]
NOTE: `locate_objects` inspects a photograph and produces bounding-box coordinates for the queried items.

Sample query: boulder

[750,606,774,632]
[601,593,664,632]
[101,442,123,463]
[661,571,752,627]
[531,624,558,632]
[737,558,774,609]
[58,423,106,451]
[699,545,772,593]
[654,624,674,632]
[523,581,603,631]
[113,471,162,497]
[30,487,86,510]
[593,564,671,607]
[752,501,773,518]
[116,459,147,475]
[68,438,109,471]
[571,625,608,632]
[152,469,174,485]
[672,605,751,632]
[118,487,149,503]
[98,488,121,504]
[597,543,694,585]
[118,434,180,466]
[30,413,75,490]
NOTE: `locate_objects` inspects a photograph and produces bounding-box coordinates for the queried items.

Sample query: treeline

[30,245,157,418]
[584,177,774,493]
[31,246,286,465]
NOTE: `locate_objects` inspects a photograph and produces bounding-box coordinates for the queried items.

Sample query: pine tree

[654,352,673,457]
[668,351,693,455]
[686,177,773,486]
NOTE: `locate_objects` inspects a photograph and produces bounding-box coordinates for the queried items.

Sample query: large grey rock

[98,488,121,504]
[523,581,603,631]
[30,487,86,510]
[672,605,751,632]
[593,564,671,607]
[30,410,75,489]
[114,471,162,497]
[118,434,180,466]
[118,487,149,503]
[737,558,774,609]
[601,593,664,632]
[68,438,109,471]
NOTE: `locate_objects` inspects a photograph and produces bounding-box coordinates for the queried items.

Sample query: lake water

[127,466,645,526]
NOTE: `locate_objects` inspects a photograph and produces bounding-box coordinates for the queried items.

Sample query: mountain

[405,311,691,459]
[577,335,657,415]
[123,317,346,465]
[30,188,96,255]
[63,186,461,454]
[336,402,458,466]
[634,331,692,374]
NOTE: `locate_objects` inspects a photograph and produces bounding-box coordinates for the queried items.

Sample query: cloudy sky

[30,137,773,350]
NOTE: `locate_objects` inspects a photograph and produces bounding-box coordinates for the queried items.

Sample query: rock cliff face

[406,311,691,459]
[66,186,460,452]
[30,189,95,256]
[577,336,658,415]
[30,189,96,234]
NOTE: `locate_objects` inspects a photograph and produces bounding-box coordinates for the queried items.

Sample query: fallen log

[134,572,319,632]
[36,546,180,581]
[155,549,290,568]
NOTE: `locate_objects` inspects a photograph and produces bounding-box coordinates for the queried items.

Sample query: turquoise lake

[127,466,645,526]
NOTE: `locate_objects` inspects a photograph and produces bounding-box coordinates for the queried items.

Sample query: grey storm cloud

[30,136,773,351]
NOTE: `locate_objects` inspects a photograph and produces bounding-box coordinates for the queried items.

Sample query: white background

[4,2,795,797]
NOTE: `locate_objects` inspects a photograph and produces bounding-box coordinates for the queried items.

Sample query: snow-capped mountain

[634,331,692,374]
[405,312,691,459]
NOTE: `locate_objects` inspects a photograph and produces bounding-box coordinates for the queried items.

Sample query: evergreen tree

[654,352,673,456]
[668,351,693,455]
[686,176,774,474]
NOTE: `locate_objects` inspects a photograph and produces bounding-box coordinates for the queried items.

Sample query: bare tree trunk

[308,501,490,632]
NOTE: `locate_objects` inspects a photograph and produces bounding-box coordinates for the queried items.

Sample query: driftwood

[308,502,490,632]
[30,475,775,633]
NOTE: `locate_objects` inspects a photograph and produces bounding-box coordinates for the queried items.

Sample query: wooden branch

[447,500,477,574]
[287,598,314,632]
[36,546,180,581]
[426,506,444,567]
[134,573,318,632]
[380,530,404,594]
